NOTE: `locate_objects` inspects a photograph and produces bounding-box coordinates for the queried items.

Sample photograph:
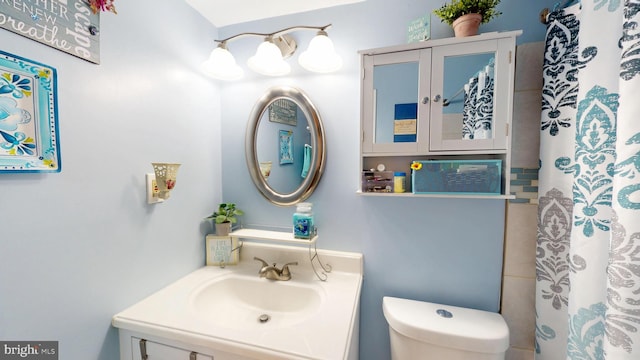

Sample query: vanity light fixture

[247,36,291,76]
[298,29,343,73]
[147,163,181,204]
[201,24,342,80]
[201,43,244,81]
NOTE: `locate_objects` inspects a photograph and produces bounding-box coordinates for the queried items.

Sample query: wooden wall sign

[0,0,101,64]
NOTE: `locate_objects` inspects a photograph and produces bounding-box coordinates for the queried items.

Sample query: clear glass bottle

[293,202,314,239]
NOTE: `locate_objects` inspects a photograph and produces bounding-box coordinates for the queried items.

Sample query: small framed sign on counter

[206,235,239,266]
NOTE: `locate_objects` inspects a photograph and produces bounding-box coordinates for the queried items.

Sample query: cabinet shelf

[229,228,317,245]
[361,149,508,157]
[356,190,515,200]
[359,30,522,56]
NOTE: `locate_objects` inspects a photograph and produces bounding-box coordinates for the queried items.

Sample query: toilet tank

[382,296,509,360]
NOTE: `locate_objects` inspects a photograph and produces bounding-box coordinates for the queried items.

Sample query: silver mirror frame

[245,86,326,206]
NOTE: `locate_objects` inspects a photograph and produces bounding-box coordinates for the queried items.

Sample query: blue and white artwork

[279,129,293,165]
[0,50,61,173]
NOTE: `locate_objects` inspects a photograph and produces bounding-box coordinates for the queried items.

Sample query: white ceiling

[184,0,364,28]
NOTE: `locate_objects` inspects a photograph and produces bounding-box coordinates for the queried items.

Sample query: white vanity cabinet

[118,331,252,360]
[131,337,213,360]
[359,31,521,198]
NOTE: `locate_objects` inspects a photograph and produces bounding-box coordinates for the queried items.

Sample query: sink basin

[112,241,363,359]
[190,274,324,329]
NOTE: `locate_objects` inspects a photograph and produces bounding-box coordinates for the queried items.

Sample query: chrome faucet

[253,257,298,281]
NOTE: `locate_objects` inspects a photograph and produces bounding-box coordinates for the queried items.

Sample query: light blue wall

[0,0,555,359]
[0,1,221,359]
[218,0,555,359]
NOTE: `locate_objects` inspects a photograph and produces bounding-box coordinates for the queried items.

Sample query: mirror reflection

[442,52,495,141]
[246,86,326,206]
[256,99,310,194]
[373,61,419,144]
[371,52,496,145]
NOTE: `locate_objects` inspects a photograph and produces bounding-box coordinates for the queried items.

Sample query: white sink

[112,241,363,360]
[190,274,324,329]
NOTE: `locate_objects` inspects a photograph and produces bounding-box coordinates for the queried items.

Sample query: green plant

[433,0,502,25]
[206,203,244,224]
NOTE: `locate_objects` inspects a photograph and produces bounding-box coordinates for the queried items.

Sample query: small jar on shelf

[293,202,315,239]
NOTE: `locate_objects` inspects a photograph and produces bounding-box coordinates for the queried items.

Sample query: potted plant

[433,0,502,37]
[206,203,244,236]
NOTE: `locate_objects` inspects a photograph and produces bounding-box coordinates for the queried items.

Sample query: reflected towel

[301,144,312,178]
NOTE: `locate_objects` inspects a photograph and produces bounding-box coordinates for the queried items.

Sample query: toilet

[382,296,509,360]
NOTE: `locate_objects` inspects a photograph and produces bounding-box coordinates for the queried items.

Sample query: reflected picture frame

[269,99,297,126]
[279,129,293,165]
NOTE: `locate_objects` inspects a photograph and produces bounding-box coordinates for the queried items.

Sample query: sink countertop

[112,241,363,360]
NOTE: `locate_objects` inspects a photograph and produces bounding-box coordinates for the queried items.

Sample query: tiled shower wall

[502,41,544,360]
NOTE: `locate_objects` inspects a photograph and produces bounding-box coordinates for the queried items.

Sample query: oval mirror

[245,86,326,206]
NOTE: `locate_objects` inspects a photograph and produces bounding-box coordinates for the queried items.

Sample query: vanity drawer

[132,337,213,360]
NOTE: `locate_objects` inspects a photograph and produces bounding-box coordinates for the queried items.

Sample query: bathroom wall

[0,1,222,359]
[503,41,544,360]
[217,0,555,359]
[0,0,552,359]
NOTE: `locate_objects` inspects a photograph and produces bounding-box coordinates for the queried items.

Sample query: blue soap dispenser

[293,202,314,239]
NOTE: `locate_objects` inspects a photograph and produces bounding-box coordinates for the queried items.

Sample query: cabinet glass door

[362,49,430,153]
[430,40,509,151]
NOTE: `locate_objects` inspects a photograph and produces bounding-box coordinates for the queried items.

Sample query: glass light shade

[152,163,181,200]
[298,33,342,73]
[201,47,243,81]
[247,40,291,76]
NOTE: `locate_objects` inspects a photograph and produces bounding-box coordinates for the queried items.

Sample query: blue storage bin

[412,160,502,195]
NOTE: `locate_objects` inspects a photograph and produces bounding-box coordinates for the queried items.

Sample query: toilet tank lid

[382,296,509,354]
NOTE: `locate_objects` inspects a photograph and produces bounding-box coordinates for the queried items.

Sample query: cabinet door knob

[421,97,429,104]
[433,95,442,102]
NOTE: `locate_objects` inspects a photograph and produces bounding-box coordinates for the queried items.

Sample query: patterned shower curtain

[536,1,640,359]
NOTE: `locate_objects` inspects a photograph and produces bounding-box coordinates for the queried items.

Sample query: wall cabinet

[359,31,521,198]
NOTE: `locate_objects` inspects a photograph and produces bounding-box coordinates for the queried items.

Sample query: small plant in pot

[433,0,502,37]
[206,203,244,236]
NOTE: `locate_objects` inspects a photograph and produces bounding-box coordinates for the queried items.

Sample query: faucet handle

[281,261,298,276]
[254,257,269,268]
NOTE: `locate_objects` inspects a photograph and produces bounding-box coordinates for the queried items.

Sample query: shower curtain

[536,1,640,359]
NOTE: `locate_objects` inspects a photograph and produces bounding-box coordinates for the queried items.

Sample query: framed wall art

[407,13,430,43]
[0,0,101,64]
[0,50,61,173]
[279,130,293,165]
